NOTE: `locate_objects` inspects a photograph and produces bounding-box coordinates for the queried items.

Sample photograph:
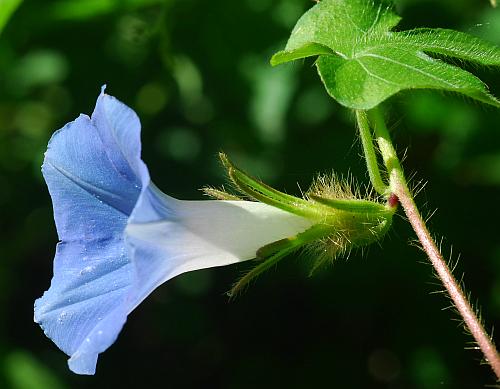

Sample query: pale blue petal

[91,87,147,185]
[35,88,149,375]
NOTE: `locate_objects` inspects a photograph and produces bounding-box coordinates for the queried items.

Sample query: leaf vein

[343,6,366,34]
[355,59,400,86]
[359,53,458,88]
[366,3,382,34]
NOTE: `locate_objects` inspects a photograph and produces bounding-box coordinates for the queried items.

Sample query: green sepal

[229,224,333,297]
[228,245,297,298]
[309,194,390,214]
[219,152,315,218]
[218,152,395,295]
[256,238,291,260]
[201,186,242,200]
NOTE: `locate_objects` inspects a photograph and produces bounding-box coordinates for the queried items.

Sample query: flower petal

[35,88,145,375]
[91,86,147,185]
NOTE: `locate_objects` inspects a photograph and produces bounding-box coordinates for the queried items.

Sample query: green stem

[355,110,389,196]
[366,107,500,381]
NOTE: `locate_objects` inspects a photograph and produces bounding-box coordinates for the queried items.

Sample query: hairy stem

[356,110,389,196]
[365,107,500,380]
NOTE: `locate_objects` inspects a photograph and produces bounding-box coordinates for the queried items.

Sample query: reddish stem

[392,171,500,380]
[366,107,500,381]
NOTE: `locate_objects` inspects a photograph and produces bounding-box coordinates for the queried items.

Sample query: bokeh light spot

[14,102,53,138]
[5,350,66,389]
[157,126,202,162]
[136,82,168,115]
[411,347,450,388]
[295,86,333,125]
[11,50,68,93]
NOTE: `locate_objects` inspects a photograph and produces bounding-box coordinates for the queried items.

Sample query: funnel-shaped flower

[34,87,313,375]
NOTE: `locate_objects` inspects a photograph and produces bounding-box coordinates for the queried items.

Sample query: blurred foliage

[0,0,498,388]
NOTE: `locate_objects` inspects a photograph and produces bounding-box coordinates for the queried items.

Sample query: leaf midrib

[325,39,461,90]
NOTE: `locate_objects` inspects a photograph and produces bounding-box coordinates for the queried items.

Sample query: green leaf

[0,0,22,37]
[270,42,334,66]
[271,0,500,109]
[399,28,500,66]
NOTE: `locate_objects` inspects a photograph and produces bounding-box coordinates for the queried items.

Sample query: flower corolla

[34,87,312,375]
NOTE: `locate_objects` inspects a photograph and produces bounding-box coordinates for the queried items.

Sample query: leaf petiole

[355,110,390,196]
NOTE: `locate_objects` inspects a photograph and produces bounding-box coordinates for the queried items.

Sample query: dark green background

[0,0,499,388]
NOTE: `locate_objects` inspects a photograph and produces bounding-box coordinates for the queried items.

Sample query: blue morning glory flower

[34,87,312,375]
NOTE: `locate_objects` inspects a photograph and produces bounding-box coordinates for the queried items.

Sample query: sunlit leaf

[271,0,500,109]
[270,42,333,66]
[0,0,22,37]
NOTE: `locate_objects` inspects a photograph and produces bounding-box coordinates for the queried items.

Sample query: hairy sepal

[218,153,395,292]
